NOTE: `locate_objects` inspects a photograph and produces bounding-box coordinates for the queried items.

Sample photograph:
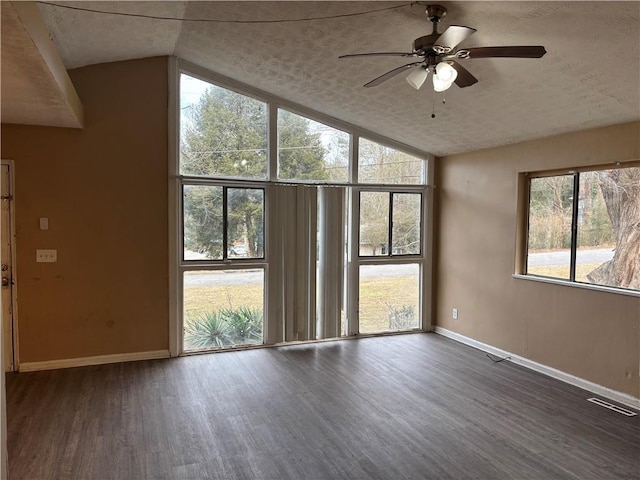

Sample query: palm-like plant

[184,307,264,350]
[184,311,232,350]
[224,307,263,344]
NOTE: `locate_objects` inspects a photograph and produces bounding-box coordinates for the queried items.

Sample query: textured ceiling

[32,1,640,155]
[1,1,82,128]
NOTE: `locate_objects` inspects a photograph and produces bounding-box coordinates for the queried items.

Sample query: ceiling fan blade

[434,25,477,51]
[450,61,478,88]
[339,52,418,59]
[364,62,424,87]
[465,46,547,58]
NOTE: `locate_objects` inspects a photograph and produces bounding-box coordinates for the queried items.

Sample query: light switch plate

[36,249,57,262]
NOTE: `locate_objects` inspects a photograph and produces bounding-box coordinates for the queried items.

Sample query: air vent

[587,398,638,417]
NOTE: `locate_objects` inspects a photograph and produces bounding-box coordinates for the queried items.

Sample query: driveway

[183,248,614,286]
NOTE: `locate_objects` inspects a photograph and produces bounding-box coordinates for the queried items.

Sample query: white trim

[422,185,434,331]
[512,274,640,298]
[168,56,181,357]
[346,187,359,336]
[434,327,640,411]
[268,103,278,181]
[19,350,170,372]
[179,175,434,190]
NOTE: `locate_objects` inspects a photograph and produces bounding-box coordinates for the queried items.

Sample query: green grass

[184,284,263,321]
[358,276,419,333]
[184,276,419,334]
[184,263,607,338]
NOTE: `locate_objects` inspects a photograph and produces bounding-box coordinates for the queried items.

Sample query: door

[1,163,16,372]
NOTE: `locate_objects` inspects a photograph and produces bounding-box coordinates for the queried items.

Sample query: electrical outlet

[36,249,57,263]
[452,308,458,320]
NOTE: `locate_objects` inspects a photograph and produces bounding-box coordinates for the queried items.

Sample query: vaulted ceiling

[3,1,639,156]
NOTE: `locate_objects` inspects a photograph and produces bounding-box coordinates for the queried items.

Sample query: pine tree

[181,85,328,258]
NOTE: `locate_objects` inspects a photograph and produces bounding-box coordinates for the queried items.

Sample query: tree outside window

[526,166,640,291]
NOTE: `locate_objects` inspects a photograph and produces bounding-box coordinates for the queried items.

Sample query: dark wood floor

[6,333,639,480]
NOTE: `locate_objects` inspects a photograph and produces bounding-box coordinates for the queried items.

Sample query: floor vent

[587,397,638,417]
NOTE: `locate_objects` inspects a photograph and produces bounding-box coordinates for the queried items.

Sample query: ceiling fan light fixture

[435,62,458,83]
[406,67,429,90]
[433,73,453,92]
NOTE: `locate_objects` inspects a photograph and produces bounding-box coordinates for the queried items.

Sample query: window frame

[181,183,266,263]
[169,57,436,356]
[357,189,424,258]
[517,162,640,297]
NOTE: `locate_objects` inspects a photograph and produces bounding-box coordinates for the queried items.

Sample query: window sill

[512,274,640,298]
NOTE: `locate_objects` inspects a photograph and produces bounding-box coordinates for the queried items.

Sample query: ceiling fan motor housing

[413,34,442,56]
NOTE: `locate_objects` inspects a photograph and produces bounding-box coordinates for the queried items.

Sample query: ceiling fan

[339,4,546,92]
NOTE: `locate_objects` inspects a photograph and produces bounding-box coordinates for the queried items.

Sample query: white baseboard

[19,350,171,372]
[434,327,640,411]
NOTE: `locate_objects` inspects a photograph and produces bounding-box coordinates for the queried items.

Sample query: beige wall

[436,122,640,397]
[1,52,637,401]
[1,57,169,363]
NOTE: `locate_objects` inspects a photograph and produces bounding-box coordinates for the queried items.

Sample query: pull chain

[431,92,436,118]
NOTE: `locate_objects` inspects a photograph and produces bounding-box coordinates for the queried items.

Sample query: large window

[356,188,423,334]
[526,165,640,292]
[176,69,431,354]
[180,74,267,179]
[277,109,349,182]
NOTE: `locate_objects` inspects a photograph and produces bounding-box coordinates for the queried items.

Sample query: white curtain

[265,185,345,344]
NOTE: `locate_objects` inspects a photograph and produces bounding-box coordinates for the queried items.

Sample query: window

[183,270,264,351]
[525,165,640,291]
[359,263,420,334]
[359,191,422,256]
[278,109,349,182]
[175,62,432,355]
[359,138,424,184]
[180,74,268,179]
[182,184,266,351]
[183,185,264,261]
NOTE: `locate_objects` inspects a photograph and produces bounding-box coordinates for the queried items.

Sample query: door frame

[1,160,19,372]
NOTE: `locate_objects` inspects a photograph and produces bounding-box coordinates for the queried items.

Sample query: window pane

[526,175,574,279]
[359,264,420,334]
[183,185,223,260]
[183,270,264,351]
[359,191,389,256]
[180,74,267,179]
[278,110,349,182]
[358,138,423,184]
[577,167,640,289]
[227,188,264,259]
[392,193,421,255]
